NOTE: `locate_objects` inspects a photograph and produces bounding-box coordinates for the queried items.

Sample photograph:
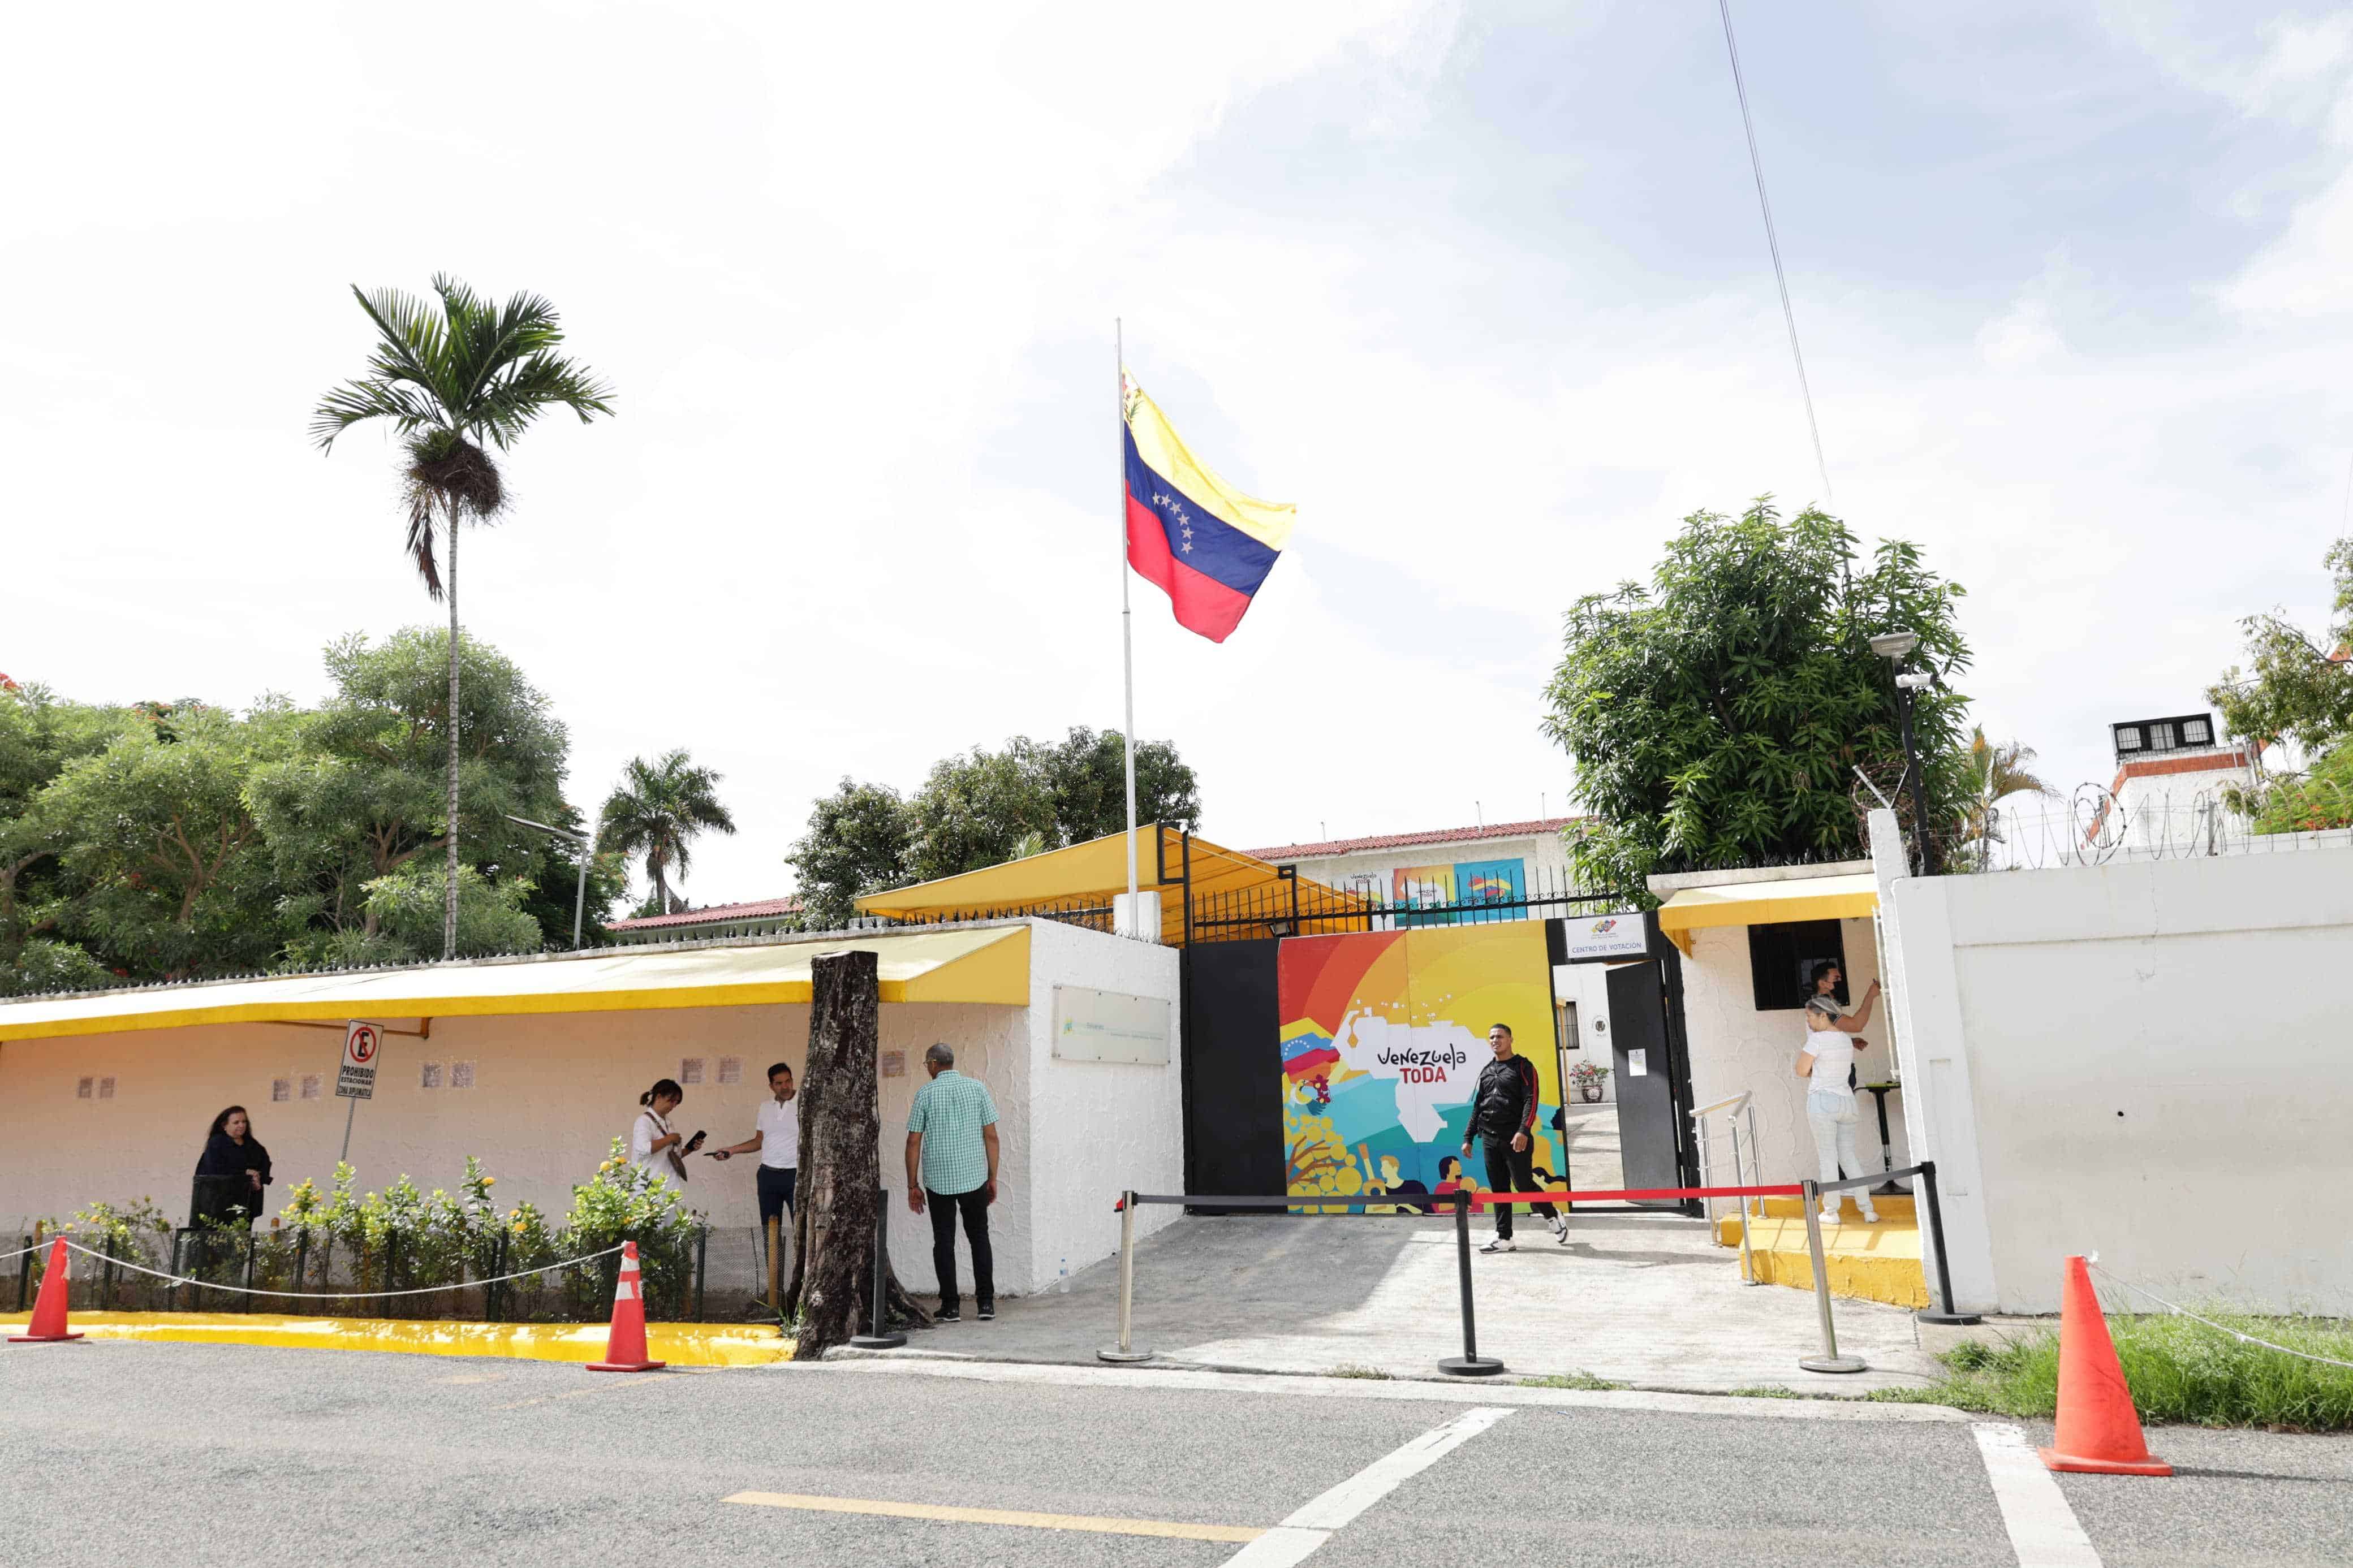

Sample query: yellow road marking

[722,1492,1264,1543]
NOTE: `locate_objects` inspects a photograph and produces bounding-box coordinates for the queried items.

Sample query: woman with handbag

[627,1078,703,1182]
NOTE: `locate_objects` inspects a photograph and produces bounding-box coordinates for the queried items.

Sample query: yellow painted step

[1738,1193,1916,1220]
[1712,1211,1927,1310]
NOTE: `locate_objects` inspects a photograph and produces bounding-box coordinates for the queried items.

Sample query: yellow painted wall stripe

[723,1492,1263,1543]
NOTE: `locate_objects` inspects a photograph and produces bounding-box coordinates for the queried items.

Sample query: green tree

[313,275,613,961]
[2209,537,2353,828]
[1541,499,1971,893]
[787,779,916,931]
[507,801,628,949]
[786,729,1202,927]
[34,702,300,980]
[598,750,738,915]
[1041,725,1202,846]
[0,683,130,993]
[250,629,574,958]
[1950,726,2054,868]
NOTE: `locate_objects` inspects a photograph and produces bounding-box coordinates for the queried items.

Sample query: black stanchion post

[18,1235,32,1312]
[850,1187,907,1350]
[243,1229,258,1313]
[1912,1161,1982,1326]
[695,1223,708,1323]
[1438,1188,1504,1377]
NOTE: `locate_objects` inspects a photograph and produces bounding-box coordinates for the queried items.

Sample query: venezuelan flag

[1124,377,1295,642]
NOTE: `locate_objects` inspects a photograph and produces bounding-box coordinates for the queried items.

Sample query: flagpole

[1117,318,1140,919]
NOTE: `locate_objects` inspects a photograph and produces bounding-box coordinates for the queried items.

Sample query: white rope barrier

[44,1238,630,1301]
[0,1242,42,1264]
[2090,1261,2353,1373]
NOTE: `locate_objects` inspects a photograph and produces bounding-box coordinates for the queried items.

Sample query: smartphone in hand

[685,1130,707,1153]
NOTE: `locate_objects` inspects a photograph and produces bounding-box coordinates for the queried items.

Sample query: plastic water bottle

[1057,1257,1070,1294]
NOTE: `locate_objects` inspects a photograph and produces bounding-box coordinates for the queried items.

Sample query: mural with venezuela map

[1278,923,1562,1210]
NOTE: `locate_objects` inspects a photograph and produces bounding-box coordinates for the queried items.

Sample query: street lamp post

[504,813,593,948]
[1868,630,1939,877]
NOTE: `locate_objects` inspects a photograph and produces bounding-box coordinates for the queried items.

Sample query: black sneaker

[976,1302,995,1321]
[934,1305,961,1323]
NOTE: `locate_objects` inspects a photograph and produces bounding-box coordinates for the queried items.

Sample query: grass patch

[1880,1315,2353,1432]
[1326,1363,1394,1380]
[1723,1385,1807,1399]
[1518,1371,1628,1390]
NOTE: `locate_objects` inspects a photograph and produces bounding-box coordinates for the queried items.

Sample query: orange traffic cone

[9,1238,84,1344]
[585,1241,665,1372]
[2040,1255,2169,1476]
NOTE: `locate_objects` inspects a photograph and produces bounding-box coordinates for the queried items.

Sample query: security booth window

[1747,919,1846,1012]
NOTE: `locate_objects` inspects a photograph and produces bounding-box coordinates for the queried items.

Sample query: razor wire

[2089,1260,2353,1373]
[33,1238,631,1302]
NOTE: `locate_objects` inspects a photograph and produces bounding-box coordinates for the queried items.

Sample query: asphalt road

[2,1344,2348,1567]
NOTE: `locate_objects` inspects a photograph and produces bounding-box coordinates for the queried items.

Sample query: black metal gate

[1600,915,1702,1211]
[1178,936,1284,1210]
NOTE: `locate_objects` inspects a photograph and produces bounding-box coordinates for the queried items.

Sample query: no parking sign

[336,1020,383,1100]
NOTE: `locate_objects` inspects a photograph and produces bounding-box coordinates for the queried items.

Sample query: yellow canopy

[855,824,1364,945]
[0,926,1030,1044]
[1655,873,1880,936]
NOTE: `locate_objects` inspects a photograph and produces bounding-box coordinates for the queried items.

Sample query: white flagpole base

[1112,892,1163,943]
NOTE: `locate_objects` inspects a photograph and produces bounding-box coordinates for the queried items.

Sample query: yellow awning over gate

[1654,873,1880,935]
[0,926,1030,1044]
[854,824,1364,945]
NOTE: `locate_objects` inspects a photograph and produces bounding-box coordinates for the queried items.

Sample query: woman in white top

[1794,962,1881,1225]
[628,1078,701,1181]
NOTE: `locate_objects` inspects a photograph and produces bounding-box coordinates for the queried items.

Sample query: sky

[8,1,2353,909]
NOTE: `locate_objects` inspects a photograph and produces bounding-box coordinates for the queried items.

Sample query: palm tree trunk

[444,493,462,961]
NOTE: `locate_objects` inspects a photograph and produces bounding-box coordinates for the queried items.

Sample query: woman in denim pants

[1794,963,1881,1225]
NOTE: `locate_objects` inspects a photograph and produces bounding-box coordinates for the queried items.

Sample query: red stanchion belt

[1468,1183,1804,1207]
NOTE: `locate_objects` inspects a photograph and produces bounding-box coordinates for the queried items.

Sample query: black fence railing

[15,1224,719,1323]
[1187,863,1627,943]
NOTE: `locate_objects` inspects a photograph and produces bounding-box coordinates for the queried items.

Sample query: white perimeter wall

[1891,845,2353,1314]
[1674,917,1904,1187]
[0,920,1185,1301]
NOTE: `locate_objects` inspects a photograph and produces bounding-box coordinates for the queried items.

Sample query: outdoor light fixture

[1869,630,1937,877]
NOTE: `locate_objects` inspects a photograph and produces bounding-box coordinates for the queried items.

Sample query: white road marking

[810,1353,1969,1421]
[1218,1407,1512,1567]
[1973,1423,2102,1568]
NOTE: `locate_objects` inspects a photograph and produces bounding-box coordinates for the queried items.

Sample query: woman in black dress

[192,1105,272,1227]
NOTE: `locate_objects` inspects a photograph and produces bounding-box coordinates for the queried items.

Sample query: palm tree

[1958,725,2054,849]
[312,277,613,960]
[600,750,739,915]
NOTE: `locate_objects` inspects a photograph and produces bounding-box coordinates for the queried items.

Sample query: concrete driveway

[887,1205,1938,1394]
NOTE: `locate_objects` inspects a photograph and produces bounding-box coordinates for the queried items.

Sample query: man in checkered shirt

[904,1042,1001,1321]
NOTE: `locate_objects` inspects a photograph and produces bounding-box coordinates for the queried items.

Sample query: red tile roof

[606,895,804,931]
[1245,817,1581,863]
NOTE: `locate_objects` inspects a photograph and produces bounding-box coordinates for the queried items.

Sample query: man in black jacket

[1459,1023,1565,1252]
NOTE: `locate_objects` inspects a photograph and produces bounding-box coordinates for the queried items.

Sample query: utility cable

[1718,0,1834,503]
[45,1237,630,1300]
[2089,1259,2353,1372]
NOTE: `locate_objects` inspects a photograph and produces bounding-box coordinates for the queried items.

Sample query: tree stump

[779,948,929,1356]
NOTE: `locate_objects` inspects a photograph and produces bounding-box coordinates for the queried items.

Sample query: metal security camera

[1868,629,1919,660]
[1895,671,1936,690]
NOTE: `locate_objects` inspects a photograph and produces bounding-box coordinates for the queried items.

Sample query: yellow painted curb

[1711,1213,1929,1310]
[0,1312,795,1366]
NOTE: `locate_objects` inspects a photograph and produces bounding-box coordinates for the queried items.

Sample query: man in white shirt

[708,1062,800,1226]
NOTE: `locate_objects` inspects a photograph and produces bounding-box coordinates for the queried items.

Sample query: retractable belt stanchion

[1912,1160,1982,1326]
[1798,1180,1867,1374]
[1438,1188,1505,1377]
[848,1187,906,1350]
[1098,1191,1153,1363]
